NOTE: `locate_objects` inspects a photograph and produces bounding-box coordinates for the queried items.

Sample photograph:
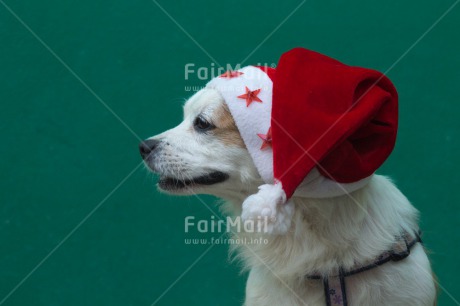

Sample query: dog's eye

[193,116,214,132]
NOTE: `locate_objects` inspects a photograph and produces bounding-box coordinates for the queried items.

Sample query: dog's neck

[219,175,419,279]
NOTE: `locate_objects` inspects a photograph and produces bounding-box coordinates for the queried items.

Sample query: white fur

[232,176,436,306]
[143,88,437,305]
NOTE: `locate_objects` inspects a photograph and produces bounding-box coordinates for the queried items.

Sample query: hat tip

[241,183,294,234]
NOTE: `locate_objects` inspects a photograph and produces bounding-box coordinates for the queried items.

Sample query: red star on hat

[257,127,272,150]
[237,87,262,107]
[219,70,244,78]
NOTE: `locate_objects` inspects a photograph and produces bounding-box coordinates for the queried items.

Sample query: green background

[1,0,459,305]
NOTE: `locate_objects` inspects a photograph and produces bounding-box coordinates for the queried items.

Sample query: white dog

[140,87,436,305]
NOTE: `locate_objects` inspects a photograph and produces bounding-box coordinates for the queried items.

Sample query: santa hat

[206,48,398,233]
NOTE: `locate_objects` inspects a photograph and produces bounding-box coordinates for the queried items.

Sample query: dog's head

[140,88,262,198]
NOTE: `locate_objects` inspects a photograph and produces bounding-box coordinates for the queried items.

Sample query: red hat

[206,48,398,233]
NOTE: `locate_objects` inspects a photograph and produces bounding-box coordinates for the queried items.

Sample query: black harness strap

[307,230,422,306]
[323,267,348,306]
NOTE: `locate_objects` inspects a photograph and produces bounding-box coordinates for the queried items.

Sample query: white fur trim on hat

[207,66,274,183]
[296,169,372,198]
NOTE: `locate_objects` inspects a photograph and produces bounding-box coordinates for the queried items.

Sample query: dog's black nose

[139,139,160,159]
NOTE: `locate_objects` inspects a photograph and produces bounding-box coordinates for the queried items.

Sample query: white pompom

[241,184,294,234]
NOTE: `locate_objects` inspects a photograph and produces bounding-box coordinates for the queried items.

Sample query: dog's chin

[156,171,229,194]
